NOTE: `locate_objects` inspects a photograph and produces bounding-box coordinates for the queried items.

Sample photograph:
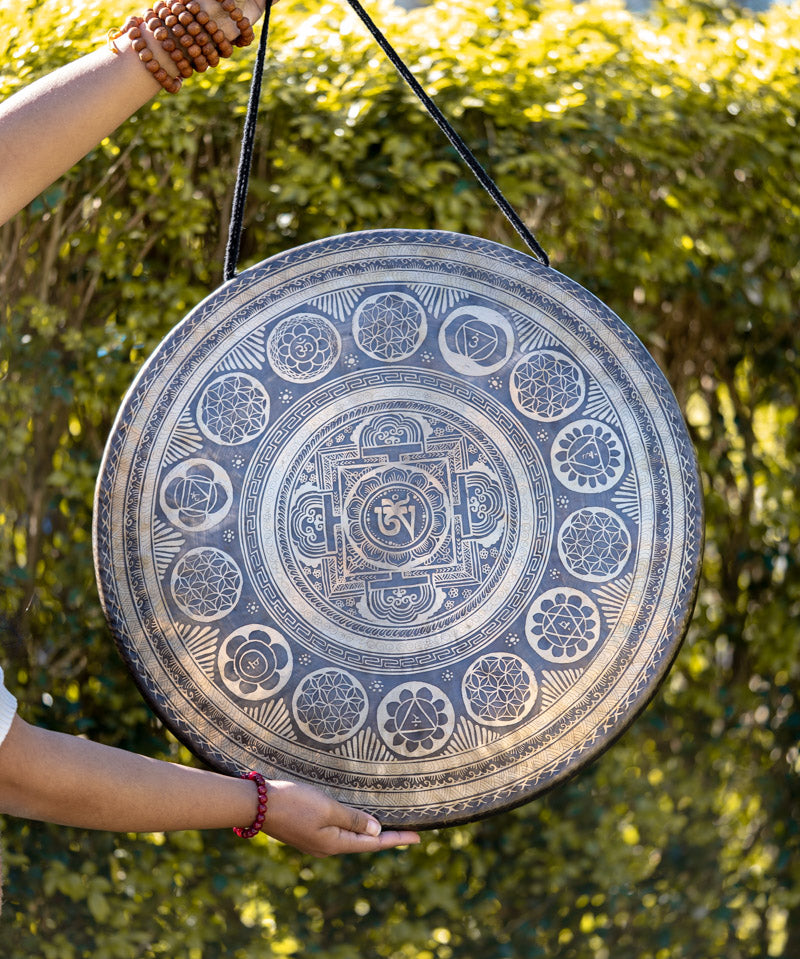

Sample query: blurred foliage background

[1,0,799,955]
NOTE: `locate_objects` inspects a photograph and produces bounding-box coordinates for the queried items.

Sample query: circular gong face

[94,230,703,828]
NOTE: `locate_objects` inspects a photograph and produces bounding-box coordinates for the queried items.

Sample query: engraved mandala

[246,376,553,666]
[267,313,341,383]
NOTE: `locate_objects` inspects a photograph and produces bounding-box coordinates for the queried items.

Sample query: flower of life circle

[558,507,632,582]
[353,292,427,361]
[170,547,242,622]
[197,372,270,445]
[218,625,293,701]
[552,420,626,492]
[291,668,369,744]
[462,653,538,727]
[267,313,341,383]
[377,682,455,757]
[525,588,601,663]
[510,350,585,422]
[159,458,233,532]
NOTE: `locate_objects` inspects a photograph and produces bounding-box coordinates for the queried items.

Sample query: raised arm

[0,0,266,226]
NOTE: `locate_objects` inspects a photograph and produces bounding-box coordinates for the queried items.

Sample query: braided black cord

[224,0,549,277]
[343,0,549,266]
[223,1,272,281]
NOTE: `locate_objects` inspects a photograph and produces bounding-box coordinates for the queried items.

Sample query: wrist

[108,15,182,94]
[233,771,268,839]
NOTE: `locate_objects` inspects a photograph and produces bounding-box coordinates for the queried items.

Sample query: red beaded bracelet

[233,771,268,839]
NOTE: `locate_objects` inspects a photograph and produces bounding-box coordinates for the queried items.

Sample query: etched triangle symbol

[574,435,601,468]
[399,700,437,735]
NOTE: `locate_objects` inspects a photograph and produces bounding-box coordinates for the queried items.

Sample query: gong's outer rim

[93,228,704,830]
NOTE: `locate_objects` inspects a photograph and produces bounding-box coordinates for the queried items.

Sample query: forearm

[0,0,266,227]
[0,40,160,227]
[0,715,421,854]
[0,716,256,832]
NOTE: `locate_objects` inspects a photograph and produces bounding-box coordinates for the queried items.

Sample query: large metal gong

[93,230,703,828]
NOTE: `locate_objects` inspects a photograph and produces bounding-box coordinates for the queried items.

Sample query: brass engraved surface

[94,230,703,828]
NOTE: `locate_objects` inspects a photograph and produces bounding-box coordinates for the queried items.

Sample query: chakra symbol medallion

[552,420,626,492]
[377,682,456,756]
[438,305,514,375]
[525,589,602,663]
[159,458,233,532]
[267,313,341,383]
[219,625,293,701]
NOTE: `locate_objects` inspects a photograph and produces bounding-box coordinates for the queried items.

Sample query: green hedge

[1,0,799,955]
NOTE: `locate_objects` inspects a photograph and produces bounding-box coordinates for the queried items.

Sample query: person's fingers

[322,827,421,855]
[202,0,265,36]
[263,781,420,856]
[374,829,421,849]
[328,799,423,845]
[332,802,382,837]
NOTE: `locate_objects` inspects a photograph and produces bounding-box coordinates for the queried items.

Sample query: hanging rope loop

[223,0,272,281]
[224,0,549,278]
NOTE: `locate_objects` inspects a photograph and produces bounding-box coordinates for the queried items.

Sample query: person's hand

[200,0,273,39]
[264,780,421,857]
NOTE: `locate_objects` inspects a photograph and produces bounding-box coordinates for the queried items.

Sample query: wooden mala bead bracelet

[108,0,254,93]
[184,0,233,59]
[220,0,255,47]
[108,14,183,94]
[168,1,211,71]
[149,3,195,78]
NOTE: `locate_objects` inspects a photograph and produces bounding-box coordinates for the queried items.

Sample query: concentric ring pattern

[94,230,703,828]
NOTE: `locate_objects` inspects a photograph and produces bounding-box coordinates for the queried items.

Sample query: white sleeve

[0,666,18,748]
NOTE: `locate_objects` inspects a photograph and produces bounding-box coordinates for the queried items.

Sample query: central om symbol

[374,493,417,538]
